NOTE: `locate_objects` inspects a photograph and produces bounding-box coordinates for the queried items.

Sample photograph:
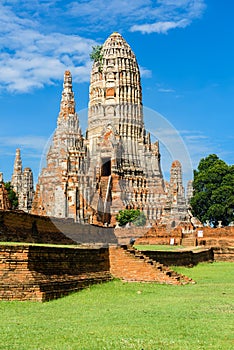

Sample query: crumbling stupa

[0,173,10,210]
[11,149,34,212]
[32,32,189,226]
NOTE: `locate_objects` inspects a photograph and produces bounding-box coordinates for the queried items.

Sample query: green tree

[134,211,147,227]
[190,154,234,227]
[116,209,146,227]
[4,182,18,209]
[90,45,103,72]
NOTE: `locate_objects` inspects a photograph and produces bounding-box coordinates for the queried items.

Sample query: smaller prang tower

[32,71,91,221]
[162,161,188,227]
[11,149,34,212]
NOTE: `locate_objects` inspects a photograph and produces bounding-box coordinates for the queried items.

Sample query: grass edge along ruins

[3,32,192,228]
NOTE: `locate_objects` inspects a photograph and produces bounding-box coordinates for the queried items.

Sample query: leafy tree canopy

[4,182,18,209]
[190,154,234,227]
[90,45,103,71]
[116,209,146,227]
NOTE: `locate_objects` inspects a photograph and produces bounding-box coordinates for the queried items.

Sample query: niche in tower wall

[101,157,111,176]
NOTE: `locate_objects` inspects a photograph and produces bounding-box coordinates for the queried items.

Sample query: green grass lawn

[134,244,185,251]
[0,262,233,350]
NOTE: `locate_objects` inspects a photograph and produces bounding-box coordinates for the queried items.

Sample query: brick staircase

[109,246,194,285]
[181,235,197,247]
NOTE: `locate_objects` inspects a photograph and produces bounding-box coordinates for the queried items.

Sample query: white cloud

[158,88,175,93]
[66,0,206,33]
[0,1,206,93]
[131,19,190,34]
[139,66,152,78]
[180,130,216,169]
[67,0,150,24]
[184,134,208,141]
[0,3,97,93]
[130,0,206,34]
[0,136,48,152]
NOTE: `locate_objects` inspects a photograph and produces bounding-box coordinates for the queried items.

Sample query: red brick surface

[0,245,111,301]
[135,222,234,247]
[0,210,117,244]
[213,247,234,262]
[196,226,234,247]
[109,246,193,285]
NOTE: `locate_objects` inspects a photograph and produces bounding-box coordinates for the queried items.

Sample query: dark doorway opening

[101,157,111,176]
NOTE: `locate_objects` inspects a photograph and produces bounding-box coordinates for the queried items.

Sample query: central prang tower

[86,32,166,224]
[88,32,143,162]
[32,32,189,227]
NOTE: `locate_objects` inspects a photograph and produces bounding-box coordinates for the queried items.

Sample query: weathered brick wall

[0,243,198,302]
[0,211,75,244]
[114,227,149,245]
[141,249,214,266]
[0,245,111,301]
[135,223,234,247]
[212,247,234,262]
[0,210,117,245]
[135,225,182,246]
[196,226,234,247]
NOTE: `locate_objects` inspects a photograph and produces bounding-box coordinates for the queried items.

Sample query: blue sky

[0,0,233,184]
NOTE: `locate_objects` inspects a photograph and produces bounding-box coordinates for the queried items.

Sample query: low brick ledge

[0,244,112,301]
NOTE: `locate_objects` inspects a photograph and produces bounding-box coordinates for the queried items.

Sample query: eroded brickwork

[0,173,10,210]
[212,247,234,262]
[0,244,194,301]
[0,211,117,245]
[32,32,189,227]
[0,245,111,301]
[141,249,214,267]
[196,226,234,247]
[136,221,234,247]
[109,246,193,285]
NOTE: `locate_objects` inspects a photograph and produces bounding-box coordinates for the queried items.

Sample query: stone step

[125,246,194,285]
[181,237,196,246]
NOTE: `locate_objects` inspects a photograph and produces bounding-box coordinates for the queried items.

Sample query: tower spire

[13,148,22,174]
[11,148,22,194]
[170,160,185,205]
[57,70,77,127]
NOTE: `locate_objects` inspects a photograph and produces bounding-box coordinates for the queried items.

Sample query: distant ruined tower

[186,180,193,206]
[169,160,185,206]
[11,148,22,195]
[32,32,189,226]
[0,173,10,210]
[162,160,188,226]
[11,149,34,212]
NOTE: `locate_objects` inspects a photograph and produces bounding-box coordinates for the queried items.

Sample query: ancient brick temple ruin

[11,149,34,212]
[32,32,189,226]
[0,173,10,210]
